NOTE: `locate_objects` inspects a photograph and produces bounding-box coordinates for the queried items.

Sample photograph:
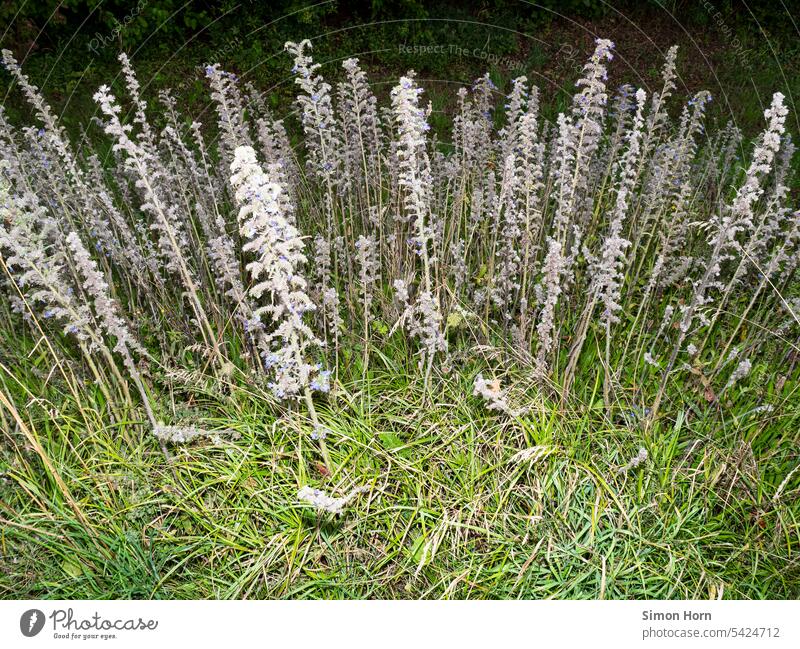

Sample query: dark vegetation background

[1,0,798,142]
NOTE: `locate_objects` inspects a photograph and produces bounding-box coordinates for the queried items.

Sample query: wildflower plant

[229,145,332,466]
[391,73,447,381]
[297,485,369,515]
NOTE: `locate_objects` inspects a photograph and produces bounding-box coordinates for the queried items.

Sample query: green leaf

[379,432,403,450]
[446,310,464,330]
[62,559,82,578]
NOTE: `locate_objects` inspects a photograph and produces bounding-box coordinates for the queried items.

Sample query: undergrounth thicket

[0,38,798,599]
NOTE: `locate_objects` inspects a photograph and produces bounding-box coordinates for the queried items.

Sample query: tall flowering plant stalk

[534,237,567,375]
[553,38,614,241]
[285,40,340,183]
[285,40,342,238]
[391,73,446,384]
[338,57,384,226]
[514,97,544,340]
[355,234,380,371]
[66,232,149,392]
[229,145,332,469]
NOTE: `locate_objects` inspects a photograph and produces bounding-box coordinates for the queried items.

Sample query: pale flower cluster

[230,145,328,398]
[473,373,513,414]
[297,485,369,515]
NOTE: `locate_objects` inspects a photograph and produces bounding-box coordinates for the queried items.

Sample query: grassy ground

[2,329,798,599]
